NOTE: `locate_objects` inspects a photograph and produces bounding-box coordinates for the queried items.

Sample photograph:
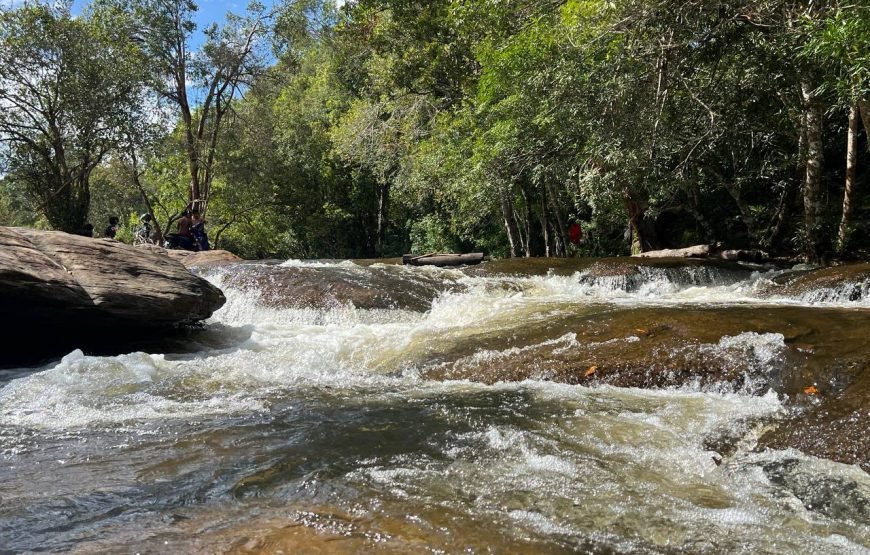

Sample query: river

[1,258,868,554]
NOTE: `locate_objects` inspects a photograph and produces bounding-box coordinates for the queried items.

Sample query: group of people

[94,206,209,252]
[166,208,209,251]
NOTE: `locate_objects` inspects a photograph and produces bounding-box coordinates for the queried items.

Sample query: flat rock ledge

[0,227,225,366]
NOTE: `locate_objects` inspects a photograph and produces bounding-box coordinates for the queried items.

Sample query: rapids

[1,258,868,554]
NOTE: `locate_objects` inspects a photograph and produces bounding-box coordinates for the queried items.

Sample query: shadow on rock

[0,227,226,369]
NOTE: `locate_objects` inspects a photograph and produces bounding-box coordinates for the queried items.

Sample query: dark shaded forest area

[1,0,869,262]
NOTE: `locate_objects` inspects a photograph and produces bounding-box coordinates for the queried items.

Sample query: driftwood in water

[403,253,485,267]
[634,244,771,263]
[633,244,712,258]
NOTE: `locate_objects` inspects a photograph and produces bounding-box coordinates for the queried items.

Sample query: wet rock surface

[759,367,870,472]
[760,262,870,303]
[167,249,242,267]
[211,261,459,312]
[418,304,870,472]
[0,227,225,367]
[465,256,763,290]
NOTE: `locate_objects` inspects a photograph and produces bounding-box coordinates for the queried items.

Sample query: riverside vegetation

[1,0,869,262]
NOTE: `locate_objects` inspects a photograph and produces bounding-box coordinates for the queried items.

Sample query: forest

[1,0,869,262]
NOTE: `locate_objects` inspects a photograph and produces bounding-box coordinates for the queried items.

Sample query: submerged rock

[759,366,870,473]
[761,262,870,303]
[167,249,242,267]
[210,261,457,312]
[417,303,870,471]
[419,305,825,391]
[0,227,225,366]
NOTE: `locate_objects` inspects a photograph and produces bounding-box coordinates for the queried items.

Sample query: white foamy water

[0,261,862,430]
[0,259,868,553]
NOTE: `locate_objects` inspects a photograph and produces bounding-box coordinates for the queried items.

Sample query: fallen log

[402,253,485,267]
[633,244,711,258]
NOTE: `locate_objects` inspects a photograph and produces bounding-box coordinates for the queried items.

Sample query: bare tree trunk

[545,181,567,256]
[624,195,660,253]
[539,192,550,257]
[500,192,519,257]
[376,182,390,256]
[859,99,870,143]
[512,206,528,257]
[800,81,824,263]
[520,187,533,257]
[836,104,859,255]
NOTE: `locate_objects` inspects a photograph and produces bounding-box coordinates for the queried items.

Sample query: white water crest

[1,259,868,553]
[0,261,862,430]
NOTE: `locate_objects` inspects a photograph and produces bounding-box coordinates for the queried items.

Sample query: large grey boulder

[0,227,225,365]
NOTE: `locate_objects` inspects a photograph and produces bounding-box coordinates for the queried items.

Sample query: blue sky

[2,1,279,39]
[6,0,345,34]
[72,0,275,44]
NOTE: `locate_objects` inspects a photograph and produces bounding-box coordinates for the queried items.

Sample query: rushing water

[1,259,869,554]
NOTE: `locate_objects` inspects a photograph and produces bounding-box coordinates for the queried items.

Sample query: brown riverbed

[3,257,868,554]
[197,258,870,471]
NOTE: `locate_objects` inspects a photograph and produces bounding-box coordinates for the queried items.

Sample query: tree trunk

[500,192,520,257]
[375,181,390,256]
[858,99,870,145]
[520,187,533,257]
[128,149,164,243]
[179,94,201,208]
[800,81,824,263]
[766,110,807,250]
[624,196,660,253]
[513,206,528,257]
[836,104,859,255]
[539,192,550,257]
[545,181,567,256]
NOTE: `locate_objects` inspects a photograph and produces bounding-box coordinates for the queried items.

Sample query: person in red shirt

[569,221,583,245]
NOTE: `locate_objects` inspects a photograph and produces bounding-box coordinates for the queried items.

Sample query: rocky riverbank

[0,227,226,367]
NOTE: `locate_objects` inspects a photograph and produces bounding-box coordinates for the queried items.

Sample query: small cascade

[577,261,752,293]
[2,257,869,553]
[758,262,870,307]
[201,260,462,312]
[793,279,870,304]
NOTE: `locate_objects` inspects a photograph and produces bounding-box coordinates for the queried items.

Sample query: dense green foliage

[2,0,869,260]
[0,2,146,233]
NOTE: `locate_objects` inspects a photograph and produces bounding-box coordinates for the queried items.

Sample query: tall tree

[805,2,870,256]
[105,0,269,216]
[0,3,145,232]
